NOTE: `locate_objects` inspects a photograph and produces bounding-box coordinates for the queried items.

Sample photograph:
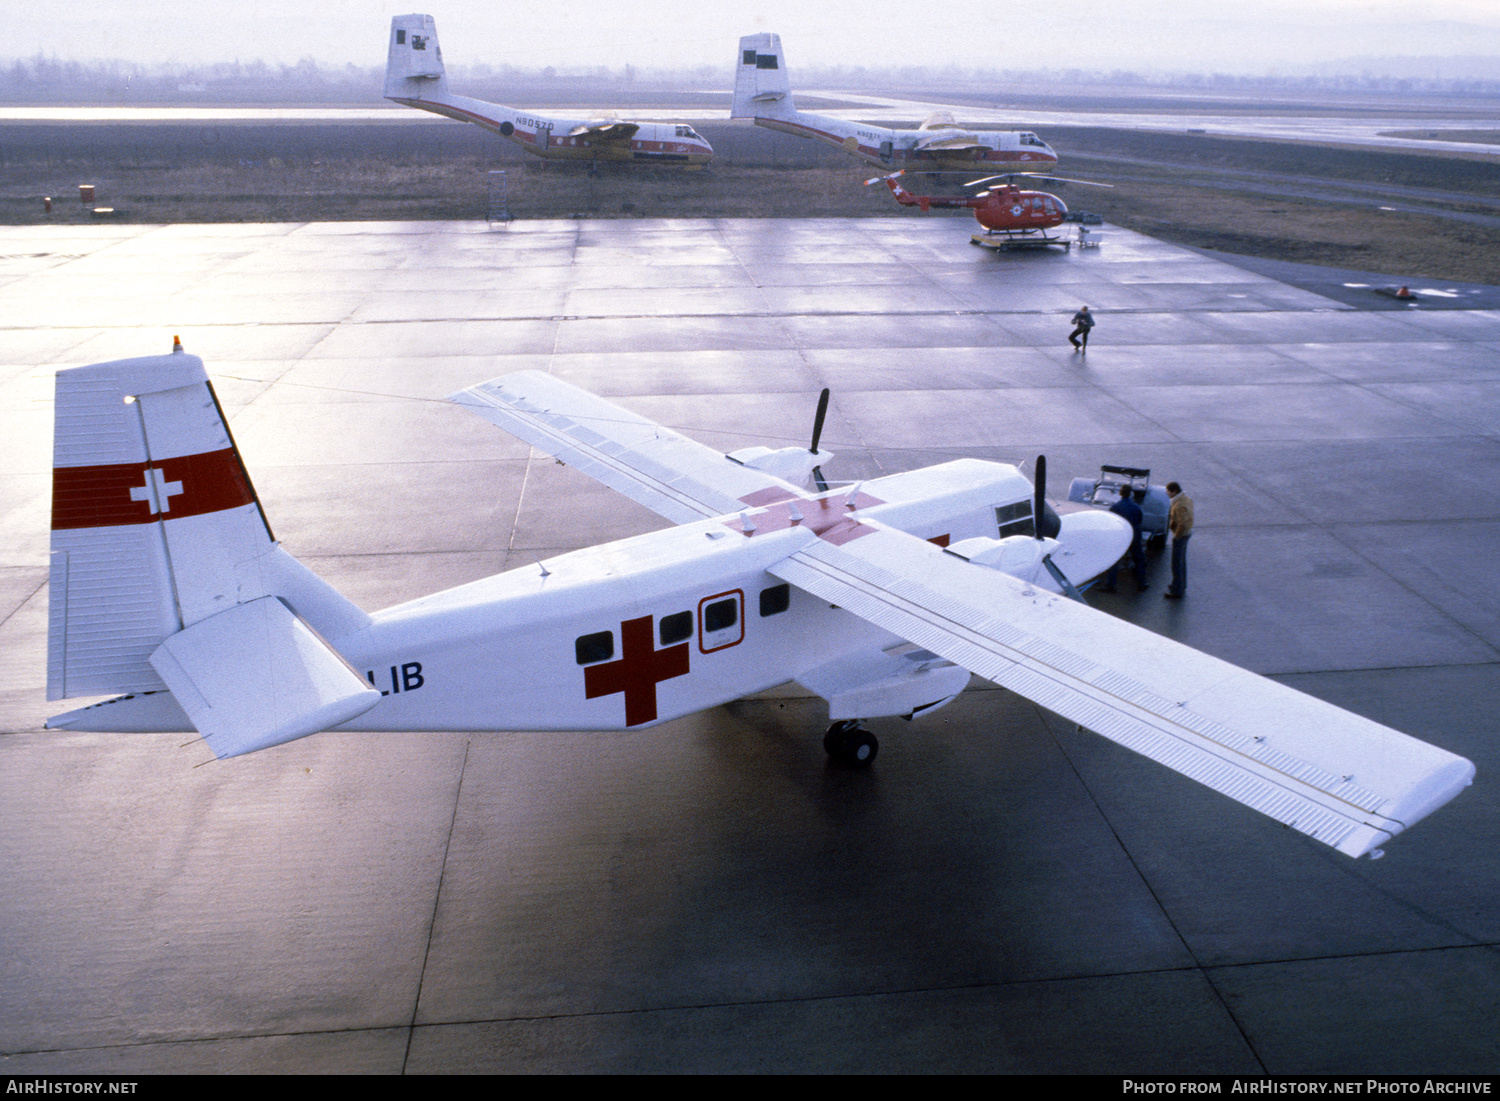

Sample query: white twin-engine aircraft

[47,347,1474,861]
[385,14,713,167]
[732,33,1060,174]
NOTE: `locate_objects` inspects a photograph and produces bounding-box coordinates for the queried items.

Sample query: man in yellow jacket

[1164,481,1194,599]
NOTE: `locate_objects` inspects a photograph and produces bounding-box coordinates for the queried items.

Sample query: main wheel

[824,721,878,766]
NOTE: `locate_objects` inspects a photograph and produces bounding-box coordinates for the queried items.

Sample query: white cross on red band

[52,448,256,530]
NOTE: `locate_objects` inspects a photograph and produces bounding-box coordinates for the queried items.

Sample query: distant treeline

[3,54,1499,105]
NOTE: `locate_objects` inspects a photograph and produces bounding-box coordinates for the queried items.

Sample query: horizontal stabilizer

[148,597,380,759]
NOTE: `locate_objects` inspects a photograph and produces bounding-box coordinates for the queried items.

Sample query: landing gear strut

[824,720,878,766]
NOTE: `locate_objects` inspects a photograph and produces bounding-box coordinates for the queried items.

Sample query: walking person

[1068,305,1094,351]
[1164,481,1193,599]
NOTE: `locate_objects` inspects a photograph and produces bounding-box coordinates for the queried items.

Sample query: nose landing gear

[824,720,878,766]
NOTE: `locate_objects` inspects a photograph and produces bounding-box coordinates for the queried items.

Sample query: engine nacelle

[945,535,1056,585]
[726,446,831,489]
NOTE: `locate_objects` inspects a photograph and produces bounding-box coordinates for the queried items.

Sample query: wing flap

[450,371,805,523]
[770,524,1474,858]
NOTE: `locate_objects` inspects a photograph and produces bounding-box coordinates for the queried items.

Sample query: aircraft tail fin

[732,33,796,120]
[48,344,376,756]
[885,176,924,209]
[386,13,450,101]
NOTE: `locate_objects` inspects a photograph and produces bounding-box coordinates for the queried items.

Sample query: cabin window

[659,611,693,646]
[759,583,791,617]
[575,630,614,665]
[996,501,1034,538]
[698,590,745,652]
[705,599,738,633]
[396,30,406,45]
[756,55,779,70]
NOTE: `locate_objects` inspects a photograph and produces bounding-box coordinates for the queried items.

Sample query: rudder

[732,33,795,120]
[385,13,448,100]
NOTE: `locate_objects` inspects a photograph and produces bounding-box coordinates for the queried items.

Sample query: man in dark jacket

[1102,485,1147,592]
[1068,305,1095,350]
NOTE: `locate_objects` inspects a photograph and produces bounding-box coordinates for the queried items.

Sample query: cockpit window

[996,500,1060,539]
[1020,132,1046,147]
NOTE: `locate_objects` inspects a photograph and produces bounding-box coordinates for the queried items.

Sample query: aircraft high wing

[732,34,1058,173]
[46,354,1473,862]
[385,15,711,167]
[568,120,640,144]
[452,373,1475,859]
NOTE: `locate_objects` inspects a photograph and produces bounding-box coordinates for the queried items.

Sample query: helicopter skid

[970,231,1071,252]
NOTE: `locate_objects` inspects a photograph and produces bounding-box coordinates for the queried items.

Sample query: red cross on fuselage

[583,614,691,727]
[730,485,884,545]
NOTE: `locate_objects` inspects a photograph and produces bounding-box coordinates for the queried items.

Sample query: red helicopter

[869,170,1109,247]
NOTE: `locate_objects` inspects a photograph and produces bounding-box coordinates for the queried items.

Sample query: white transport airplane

[732,33,1060,174]
[385,14,713,167]
[46,346,1474,861]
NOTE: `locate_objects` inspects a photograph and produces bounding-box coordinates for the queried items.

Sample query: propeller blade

[810,388,830,454]
[1041,554,1087,603]
[1034,454,1046,540]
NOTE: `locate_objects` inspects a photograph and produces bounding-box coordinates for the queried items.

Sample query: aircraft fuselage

[333,459,1039,732]
[753,115,1059,173]
[391,92,714,166]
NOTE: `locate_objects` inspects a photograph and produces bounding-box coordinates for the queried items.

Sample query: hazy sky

[8,0,1500,74]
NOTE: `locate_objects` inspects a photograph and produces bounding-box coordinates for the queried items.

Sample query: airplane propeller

[1033,453,1083,600]
[1033,454,1046,541]
[1032,454,1062,540]
[811,388,831,492]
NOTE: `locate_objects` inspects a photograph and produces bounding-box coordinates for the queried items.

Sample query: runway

[1,215,1497,1074]
[7,99,1500,160]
